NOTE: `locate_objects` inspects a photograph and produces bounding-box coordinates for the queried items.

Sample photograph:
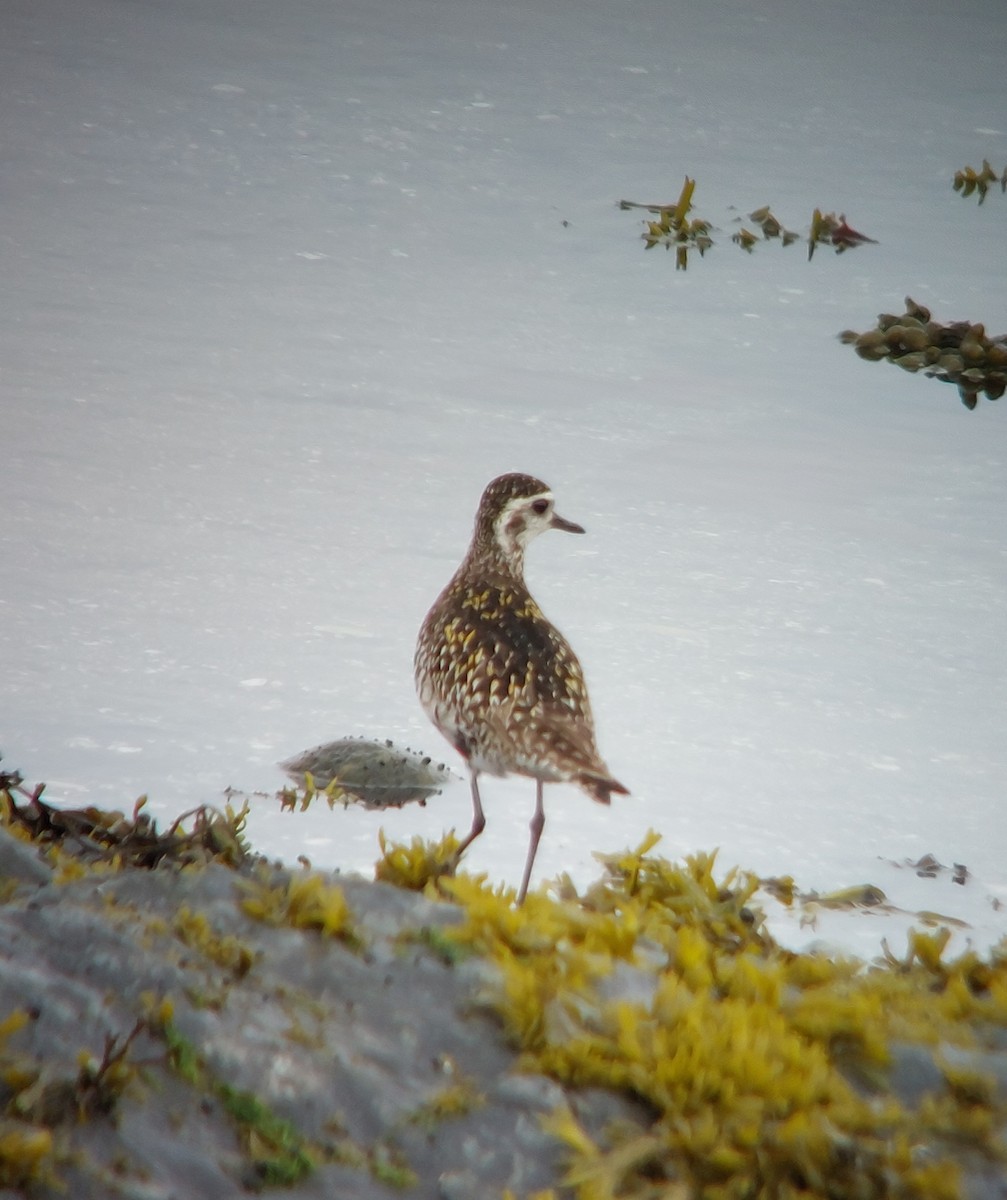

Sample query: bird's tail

[575,771,629,806]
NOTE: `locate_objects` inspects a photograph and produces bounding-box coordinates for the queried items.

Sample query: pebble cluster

[840,297,1007,410]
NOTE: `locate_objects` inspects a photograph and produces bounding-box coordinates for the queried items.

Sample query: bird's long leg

[516,780,545,906]
[454,768,487,860]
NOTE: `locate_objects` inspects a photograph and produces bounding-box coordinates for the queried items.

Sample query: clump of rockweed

[422,831,1007,1200]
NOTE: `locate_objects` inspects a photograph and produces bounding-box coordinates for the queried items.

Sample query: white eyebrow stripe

[510,491,553,508]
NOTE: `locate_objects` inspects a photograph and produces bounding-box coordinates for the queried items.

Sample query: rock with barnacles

[280,738,457,809]
[839,297,1007,410]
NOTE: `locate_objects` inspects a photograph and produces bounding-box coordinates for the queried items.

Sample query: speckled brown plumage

[415,472,627,903]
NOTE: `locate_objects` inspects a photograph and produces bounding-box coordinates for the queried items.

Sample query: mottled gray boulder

[0,828,641,1199]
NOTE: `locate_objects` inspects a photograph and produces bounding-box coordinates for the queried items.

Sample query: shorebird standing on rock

[414,473,628,904]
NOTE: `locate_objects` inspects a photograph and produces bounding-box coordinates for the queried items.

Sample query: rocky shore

[0,788,1004,1200]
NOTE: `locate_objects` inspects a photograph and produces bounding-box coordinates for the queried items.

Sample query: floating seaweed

[807,208,878,259]
[279,737,457,810]
[747,204,800,245]
[621,177,713,270]
[731,226,759,252]
[839,297,1007,410]
[883,853,970,886]
[620,181,875,268]
[953,160,1007,205]
[758,864,977,934]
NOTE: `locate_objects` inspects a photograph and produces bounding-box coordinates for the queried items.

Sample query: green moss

[397,924,472,966]
[217,1083,315,1186]
[158,1016,317,1185]
[160,1020,202,1088]
[158,1012,422,1190]
[370,1139,417,1189]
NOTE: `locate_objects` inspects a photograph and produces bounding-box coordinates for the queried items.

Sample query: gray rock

[0,828,644,1198]
[2,823,1004,1200]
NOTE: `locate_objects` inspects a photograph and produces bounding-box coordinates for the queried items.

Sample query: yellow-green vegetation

[278,770,349,812]
[620,179,873,268]
[431,832,1006,1200]
[240,871,359,947]
[406,1078,486,1128]
[0,1009,154,1186]
[953,160,1007,204]
[173,904,258,978]
[17,1021,130,1117]
[0,1010,36,1095]
[0,770,251,872]
[0,1011,56,1188]
[840,296,1007,410]
[66,1021,147,1120]
[0,1121,54,1189]
[624,177,714,269]
[376,829,462,892]
[4,760,1004,1199]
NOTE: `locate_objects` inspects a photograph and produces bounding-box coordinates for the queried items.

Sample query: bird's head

[475,473,585,563]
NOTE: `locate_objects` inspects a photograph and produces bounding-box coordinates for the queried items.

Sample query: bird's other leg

[516,780,545,907]
[454,768,487,861]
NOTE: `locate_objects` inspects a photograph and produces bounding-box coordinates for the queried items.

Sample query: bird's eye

[531,499,550,515]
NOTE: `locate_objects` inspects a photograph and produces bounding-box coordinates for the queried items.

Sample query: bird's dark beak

[551,513,585,535]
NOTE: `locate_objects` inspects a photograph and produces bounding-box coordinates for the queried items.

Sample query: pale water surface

[3,0,1006,957]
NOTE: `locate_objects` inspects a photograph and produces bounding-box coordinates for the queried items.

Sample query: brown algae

[434,833,1006,1200]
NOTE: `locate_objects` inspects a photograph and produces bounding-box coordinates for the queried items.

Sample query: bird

[414,472,628,904]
